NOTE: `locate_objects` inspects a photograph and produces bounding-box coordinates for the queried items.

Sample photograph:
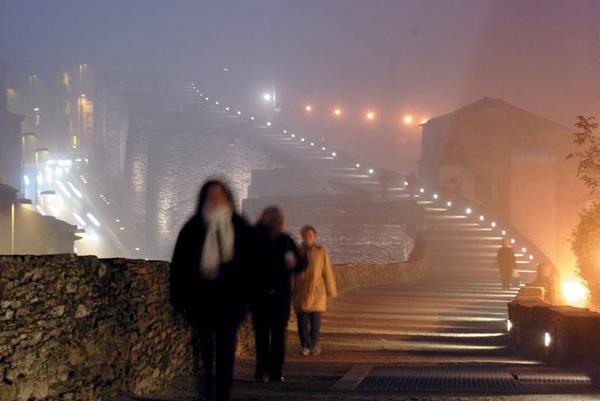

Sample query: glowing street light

[561,279,587,307]
[356,163,360,168]
[305,105,312,112]
[403,115,413,124]
[263,93,272,102]
[366,111,375,120]
[333,108,342,116]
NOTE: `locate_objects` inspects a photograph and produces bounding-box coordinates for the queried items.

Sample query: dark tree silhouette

[567,116,600,193]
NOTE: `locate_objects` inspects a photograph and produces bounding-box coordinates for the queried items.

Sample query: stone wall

[508,299,600,362]
[0,254,427,400]
[332,258,427,295]
[0,255,192,401]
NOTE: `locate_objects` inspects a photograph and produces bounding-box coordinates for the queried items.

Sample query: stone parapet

[0,254,427,400]
[508,299,600,363]
[0,255,192,401]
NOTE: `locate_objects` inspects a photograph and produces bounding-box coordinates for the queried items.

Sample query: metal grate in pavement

[357,366,523,392]
[515,373,594,384]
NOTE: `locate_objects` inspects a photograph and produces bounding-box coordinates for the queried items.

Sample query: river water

[124,123,413,264]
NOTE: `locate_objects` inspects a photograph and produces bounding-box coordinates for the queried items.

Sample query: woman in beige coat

[293,226,338,356]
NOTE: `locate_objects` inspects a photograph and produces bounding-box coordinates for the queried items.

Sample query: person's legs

[193,320,215,400]
[269,314,288,381]
[215,319,239,401]
[297,312,311,351]
[310,312,322,355]
[251,301,270,381]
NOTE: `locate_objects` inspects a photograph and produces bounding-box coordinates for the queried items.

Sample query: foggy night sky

[1,0,599,128]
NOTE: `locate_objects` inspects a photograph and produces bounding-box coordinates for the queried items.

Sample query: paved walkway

[121,203,599,399]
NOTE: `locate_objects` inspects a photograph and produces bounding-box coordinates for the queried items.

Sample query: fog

[1,0,598,271]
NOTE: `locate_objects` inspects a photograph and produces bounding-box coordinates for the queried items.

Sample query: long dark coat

[170,212,253,325]
[496,246,516,281]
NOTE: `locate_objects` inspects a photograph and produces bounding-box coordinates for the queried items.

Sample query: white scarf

[200,205,234,280]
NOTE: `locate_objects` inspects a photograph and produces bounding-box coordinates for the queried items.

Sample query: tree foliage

[567,116,600,193]
[568,115,600,307]
[570,201,600,308]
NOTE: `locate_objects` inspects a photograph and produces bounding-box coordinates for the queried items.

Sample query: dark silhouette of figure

[530,263,561,305]
[250,206,306,383]
[495,238,517,290]
[293,225,337,357]
[406,172,417,197]
[379,170,393,201]
[170,180,252,401]
[408,232,426,261]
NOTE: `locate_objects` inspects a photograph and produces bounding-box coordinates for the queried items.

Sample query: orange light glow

[404,115,413,124]
[366,111,375,120]
[333,108,342,116]
[305,105,312,112]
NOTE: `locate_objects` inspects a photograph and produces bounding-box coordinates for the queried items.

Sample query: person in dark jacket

[495,238,517,290]
[250,206,306,384]
[170,180,252,401]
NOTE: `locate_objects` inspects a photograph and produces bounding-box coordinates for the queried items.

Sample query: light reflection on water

[126,127,412,263]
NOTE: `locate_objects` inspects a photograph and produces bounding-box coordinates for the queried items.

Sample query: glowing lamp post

[34,147,49,206]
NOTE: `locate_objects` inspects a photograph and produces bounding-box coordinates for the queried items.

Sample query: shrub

[571,200,600,308]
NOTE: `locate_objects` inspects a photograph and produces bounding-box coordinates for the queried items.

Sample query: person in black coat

[250,206,306,383]
[495,238,517,290]
[170,180,252,401]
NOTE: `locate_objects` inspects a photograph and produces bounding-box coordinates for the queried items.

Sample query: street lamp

[79,94,86,158]
[34,147,49,206]
[11,198,32,254]
[21,133,35,196]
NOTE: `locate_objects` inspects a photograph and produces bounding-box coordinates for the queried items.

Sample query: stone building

[0,59,25,191]
[0,183,80,255]
[93,70,168,180]
[420,97,589,268]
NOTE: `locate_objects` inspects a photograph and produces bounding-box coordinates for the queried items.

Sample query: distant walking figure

[293,226,337,356]
[495,238,517,290]
[170,180,252,401]
[250,206,306,383]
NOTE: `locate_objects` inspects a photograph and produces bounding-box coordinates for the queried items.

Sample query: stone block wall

[0,255,192,401]
[0,254,428,400]
[508,299,600,362]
